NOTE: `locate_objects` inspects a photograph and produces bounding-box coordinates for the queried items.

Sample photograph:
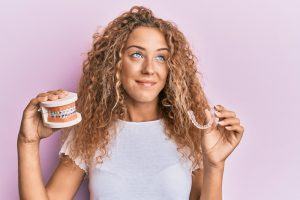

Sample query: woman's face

[120,26,170,105]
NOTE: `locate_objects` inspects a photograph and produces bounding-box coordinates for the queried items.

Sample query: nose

[141,57,155,74]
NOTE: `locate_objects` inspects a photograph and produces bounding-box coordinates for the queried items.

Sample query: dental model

[187,106,219,130]
[38,92,82,128]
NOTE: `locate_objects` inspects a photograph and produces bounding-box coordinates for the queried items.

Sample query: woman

[17,5,244,200]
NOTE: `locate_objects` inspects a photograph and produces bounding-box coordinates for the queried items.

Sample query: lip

[136,80,156,87]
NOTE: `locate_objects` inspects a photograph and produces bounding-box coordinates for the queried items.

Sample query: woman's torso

[61,119,195,200]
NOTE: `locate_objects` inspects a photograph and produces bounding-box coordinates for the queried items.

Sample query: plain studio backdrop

[0,1,299,199]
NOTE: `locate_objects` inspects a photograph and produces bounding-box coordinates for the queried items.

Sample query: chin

[134,96,158,103]
[126,92,159,104]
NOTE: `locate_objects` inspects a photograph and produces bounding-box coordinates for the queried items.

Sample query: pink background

[1,1,299,199]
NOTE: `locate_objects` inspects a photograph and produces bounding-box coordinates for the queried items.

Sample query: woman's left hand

[200,104,244,168]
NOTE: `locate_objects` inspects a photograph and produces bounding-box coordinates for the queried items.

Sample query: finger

[47,94,59,100]
[52,91,66,98]
[46,90,56,94]
[57,93,67,98]
[214,104,226,111]
[53,89,66,95]
[204,108,212,124]
[224,124,244,134]
[36,93,49,98]
[36,90,68,101]
[36,92,59,100]
[52,90,61,95]
[56,89,65,93]
[25,96,48,112]
[61,90,69,94]
[206,108,219,127]
[218,117,240,126]
[38,92,57,101]
[58,90,69,97]
[215,109,236,118]
[225,125,244,143]
[56,89,69,97]
[203,108,218,134]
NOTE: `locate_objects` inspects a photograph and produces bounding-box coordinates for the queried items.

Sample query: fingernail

[225,126,231,129]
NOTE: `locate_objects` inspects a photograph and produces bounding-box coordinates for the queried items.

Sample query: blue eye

[156,55,165,61]
[130,52,166,61]
[131,52,143,58]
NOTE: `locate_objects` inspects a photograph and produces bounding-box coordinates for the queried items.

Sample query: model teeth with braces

[49,107,76,118]
[38,92,82,128]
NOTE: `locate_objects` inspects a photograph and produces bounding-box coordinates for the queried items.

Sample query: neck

[123,97,162,122]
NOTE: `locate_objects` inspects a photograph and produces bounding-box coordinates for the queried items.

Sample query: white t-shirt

[59,118,203,200]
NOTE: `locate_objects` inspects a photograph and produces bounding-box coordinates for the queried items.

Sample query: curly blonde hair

[60,5,210,175]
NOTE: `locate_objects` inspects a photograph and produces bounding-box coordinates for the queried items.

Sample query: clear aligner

[187,107,218,130]
[49,107,76,118]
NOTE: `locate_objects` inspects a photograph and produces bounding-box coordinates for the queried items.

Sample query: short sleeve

[59,128,89,174]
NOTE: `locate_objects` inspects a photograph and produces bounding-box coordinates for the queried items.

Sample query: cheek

[159,66,169,83]
[120,64,137,88]
[120,57,169,89]
[121,56,140,75]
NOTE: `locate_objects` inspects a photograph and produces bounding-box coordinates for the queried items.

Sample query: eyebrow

[125,45,170,52]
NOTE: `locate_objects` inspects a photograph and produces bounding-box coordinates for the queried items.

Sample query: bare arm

[199,164,224,200]
[17,136,49,199]
[189,168,204,200]
[18,89,87,199]
[189,163,224,200]
[17,135,86,200]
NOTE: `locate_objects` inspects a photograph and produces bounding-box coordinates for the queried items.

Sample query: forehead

[125,26,168,50]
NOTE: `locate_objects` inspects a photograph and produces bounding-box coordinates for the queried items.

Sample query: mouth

[135,80,156,87]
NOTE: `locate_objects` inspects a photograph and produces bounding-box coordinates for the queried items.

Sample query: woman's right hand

[18,89,69,143]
